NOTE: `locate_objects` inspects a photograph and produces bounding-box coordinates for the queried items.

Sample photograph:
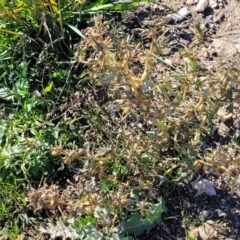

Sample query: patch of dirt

[183,0,240,58]
[122,1,240,239]
[211,1,240,57]
[139,175,240,240]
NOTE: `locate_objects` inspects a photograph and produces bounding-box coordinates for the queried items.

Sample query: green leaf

[79,216,96,226]
[0,88,11,100]
[0,50,12,60]
[119,198,165,236]
[189,58,198,70]
[0,29,21,36]
[65,23,86,39]
[44,82,53,93]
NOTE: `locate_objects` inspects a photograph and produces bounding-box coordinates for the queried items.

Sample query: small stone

[195,0,209,12]
[199,210,213,221]
[215,209,227,217]
[209,0,218,8]
[33,90,41,97]
[166,7,191,23]
[206,15,214,23]
[191,178,216,196]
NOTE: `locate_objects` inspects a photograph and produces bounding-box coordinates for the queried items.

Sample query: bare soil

[134,0,240,239]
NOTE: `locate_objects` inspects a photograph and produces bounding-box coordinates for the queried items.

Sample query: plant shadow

[138,177,240,239]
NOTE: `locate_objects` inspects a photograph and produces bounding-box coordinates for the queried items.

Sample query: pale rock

[195,0,209,12]
[166,7,191,23]
[191,178,216,196]
[209,0,218,8]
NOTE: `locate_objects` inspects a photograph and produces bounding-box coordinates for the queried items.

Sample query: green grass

[0,0,153,238]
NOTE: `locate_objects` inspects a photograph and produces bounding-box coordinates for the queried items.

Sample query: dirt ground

[170,0,240,58]
[138,175,240,240]
[125,0,240,239]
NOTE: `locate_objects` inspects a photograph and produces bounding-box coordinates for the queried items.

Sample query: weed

[0,1,240,239]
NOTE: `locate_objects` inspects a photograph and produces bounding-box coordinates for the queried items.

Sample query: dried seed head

[51,147,62,156]
[193,160,203,171]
